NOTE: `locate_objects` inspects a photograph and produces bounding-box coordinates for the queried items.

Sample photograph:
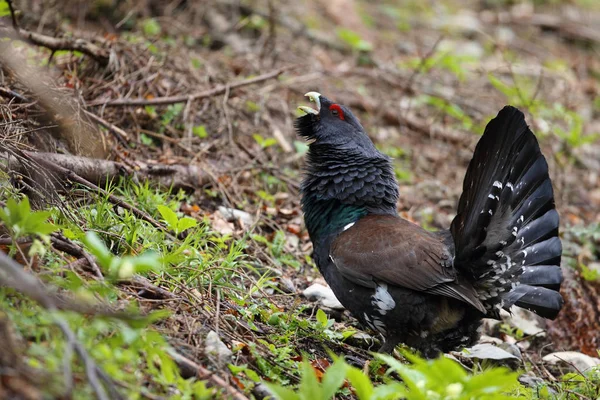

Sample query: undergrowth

[1,185,599,399]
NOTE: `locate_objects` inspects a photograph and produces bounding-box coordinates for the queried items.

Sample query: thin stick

[167,350,249,400]
[83,110,130,145]
[88,67,291,107]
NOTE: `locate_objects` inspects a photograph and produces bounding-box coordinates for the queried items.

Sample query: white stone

[217,206,255,226]
[302,283,345,310]
[204,330,232,364]
[505,307,546,337]
[543,351,600,372]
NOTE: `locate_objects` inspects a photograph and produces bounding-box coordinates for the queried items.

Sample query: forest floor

[1,0,600,399]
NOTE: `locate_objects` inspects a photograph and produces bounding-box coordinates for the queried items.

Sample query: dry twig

[168,349,250,400]
[88,67,292,107]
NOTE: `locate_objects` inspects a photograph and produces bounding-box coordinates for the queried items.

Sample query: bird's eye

[329,104,345,120]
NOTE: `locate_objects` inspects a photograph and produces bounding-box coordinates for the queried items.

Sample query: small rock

[498,343,522,360]
[217,206,255,227]
[204,330,232,365]
[518,374,547,389]
[542,351,600,373]
[279,277,296,294]
[252,383,274,399]
[302,283,345,310]
[505,307,546,337]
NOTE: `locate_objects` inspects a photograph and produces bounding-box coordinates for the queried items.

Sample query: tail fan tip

[451,105,564,319]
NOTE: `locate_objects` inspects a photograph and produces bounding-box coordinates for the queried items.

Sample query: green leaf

[193,125,208,138]
[316,309,328,328]
[0,1,10,17]
[321,359,348,399]
[83,231,113,269]
[177,217,198,233]
[336,28,373,52]
[156,205,178,231]
[298,360,322,400]
[142,18,161,36]
[345,367,373,400]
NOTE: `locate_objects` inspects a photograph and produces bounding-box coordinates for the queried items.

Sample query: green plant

[0,196,57,239]
[336,28,373,52]
[266,351,523,400]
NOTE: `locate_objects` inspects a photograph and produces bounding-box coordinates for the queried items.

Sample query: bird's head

[295,92,379,155]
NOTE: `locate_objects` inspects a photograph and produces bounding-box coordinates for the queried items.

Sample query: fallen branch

[88,67,292,107]
[0,250,119,400]
[17,30,110,65]
[4,0,109,65]
[51,232,104,280]
[1,150,210,193]
[10,150,173,236]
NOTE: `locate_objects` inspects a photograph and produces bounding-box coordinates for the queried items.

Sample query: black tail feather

[450,106,564,319]
[503,285,564,319]
[519,265,563,290]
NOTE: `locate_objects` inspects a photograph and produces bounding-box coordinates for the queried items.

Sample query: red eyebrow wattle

[329,104,345,120]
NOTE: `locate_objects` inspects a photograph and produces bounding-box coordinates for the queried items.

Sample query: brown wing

[330,215,486,313]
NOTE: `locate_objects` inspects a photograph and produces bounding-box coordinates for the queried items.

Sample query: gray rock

[543,351,600,373]
[278,277,296,294]
[518,374,554,394]
[204,330,232,365]
[252,383,274,399]
[302,283,345,310]
[498,343,522,360]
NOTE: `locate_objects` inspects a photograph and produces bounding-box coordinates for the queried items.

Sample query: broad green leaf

[156,205,178,231]
[345,367,373,400]
[84,231,113,268]
[321,359,348,399]
[316,309,328,328]
[177,217,197,233]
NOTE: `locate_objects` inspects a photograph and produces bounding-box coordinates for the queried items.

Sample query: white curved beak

[298,91,321,115]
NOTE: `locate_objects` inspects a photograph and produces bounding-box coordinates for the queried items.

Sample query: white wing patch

[342,222,355,231]
[371,283,396,315]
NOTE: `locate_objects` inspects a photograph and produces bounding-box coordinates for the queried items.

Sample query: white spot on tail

[506,182,514,191]
[493,181,503,189]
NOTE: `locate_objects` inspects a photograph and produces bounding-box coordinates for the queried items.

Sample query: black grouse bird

[297,92,564,356]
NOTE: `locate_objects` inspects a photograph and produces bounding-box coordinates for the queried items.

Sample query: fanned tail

[450,106,564,319]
